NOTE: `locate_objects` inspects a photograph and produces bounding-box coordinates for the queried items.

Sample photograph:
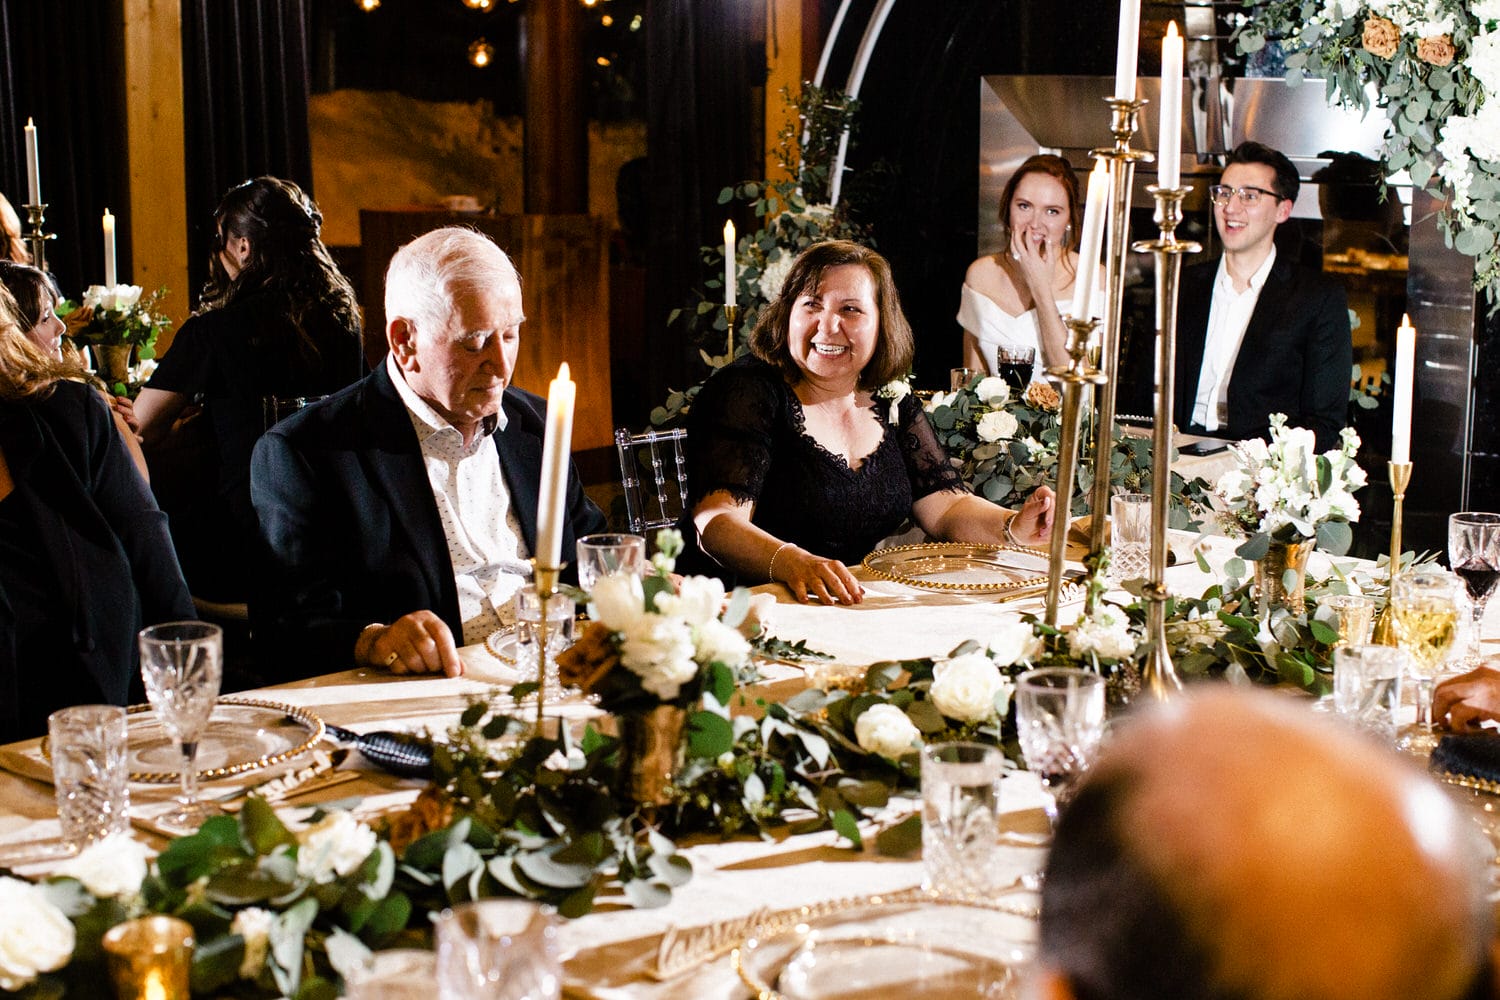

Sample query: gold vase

[617,705,687,808]
[96,343,133,386]
[1255,538,1315,617]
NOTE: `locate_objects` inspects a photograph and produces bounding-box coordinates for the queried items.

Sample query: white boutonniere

[875,379,911,425]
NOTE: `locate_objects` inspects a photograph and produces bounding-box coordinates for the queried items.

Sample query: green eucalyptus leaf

[831,809,863,848]
[875,814,923,857]
[687,711,735,758]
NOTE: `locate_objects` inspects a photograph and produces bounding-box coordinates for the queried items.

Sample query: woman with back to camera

[0,285,194,741]
[135,177,362,600]
[0,260,148,478]
[959,154,1087,383]
[681,239,1054,605]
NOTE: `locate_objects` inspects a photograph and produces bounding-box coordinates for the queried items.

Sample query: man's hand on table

[1433,664,1500,731]
[355,612,464,677]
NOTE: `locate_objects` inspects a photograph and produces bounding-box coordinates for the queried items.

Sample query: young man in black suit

[1173,141,1352,452]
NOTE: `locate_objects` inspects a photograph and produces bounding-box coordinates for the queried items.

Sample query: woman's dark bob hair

[749,239,913,390]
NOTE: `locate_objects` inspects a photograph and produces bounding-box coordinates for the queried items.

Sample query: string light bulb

[356,0,380,10]
[461,0,495,9]
[468,38,495,67]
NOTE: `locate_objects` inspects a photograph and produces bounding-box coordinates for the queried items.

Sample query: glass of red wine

[995,345,1036,394]
[1448,511,1500,664]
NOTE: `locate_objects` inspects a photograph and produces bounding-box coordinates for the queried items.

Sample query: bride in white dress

[958,155,1087,384]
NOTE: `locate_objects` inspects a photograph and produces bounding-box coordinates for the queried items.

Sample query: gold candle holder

[1127,184,1201,700]
[23,203,54,272]
[1087,98,1155,558]
[532,560,563,729]
[103,915,194,1000]
[1371,461,1413,645]
[1044,315,1108,626]
[724,304,738,360]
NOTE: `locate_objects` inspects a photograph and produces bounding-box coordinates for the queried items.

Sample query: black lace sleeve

[684,359,785,507]
[898,392,968,500]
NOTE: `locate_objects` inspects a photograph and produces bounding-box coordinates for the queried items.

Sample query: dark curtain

[643,0,764,411]
[181,0,313,298]
[0,0,127,296]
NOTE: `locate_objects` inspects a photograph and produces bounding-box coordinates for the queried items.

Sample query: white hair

[383,227,519,336]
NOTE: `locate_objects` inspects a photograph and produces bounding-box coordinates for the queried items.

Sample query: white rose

[589,572,646,631]
[924,390,959,414]
[231,907,275,979]
[619,616,699,700]
[929,653,1011,723]
[974,376,1010,405]
[0,877,75,991]
[654,575,724,626]
[296,811,378,884]
[854,704,921,758]
[986,620,1043,667]
[694,618,751,671]
[1068,609,1137,661]
[53,834,148,899]
[975,410,1019,443]
[759,254,795,301]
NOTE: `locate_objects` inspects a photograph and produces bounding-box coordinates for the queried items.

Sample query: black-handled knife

[324,724,435,779]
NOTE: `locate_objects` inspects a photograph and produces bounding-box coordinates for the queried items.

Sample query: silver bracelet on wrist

[768,541,795,581]
[1004,515,1024,547]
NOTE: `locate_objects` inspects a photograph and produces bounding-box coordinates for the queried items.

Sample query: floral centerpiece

[1234,0,1500,300]
[1213,414,1366,613]
[58,284,172,394]
[923,373,1214,524]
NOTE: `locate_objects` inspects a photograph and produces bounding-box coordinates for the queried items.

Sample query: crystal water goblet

[1015,668,1106,826]
[138,621,223,828]
[1389,569,1461,755]
[1448,512,1500,665]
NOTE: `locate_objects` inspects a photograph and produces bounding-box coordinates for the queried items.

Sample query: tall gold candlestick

[1128,184,1200,700]
[724,304,738,360]
[1086,98,1154,559]
[1372,461,1413,645]
[23,203,54,272]
[532,561,562,729]
[1044,316,1108,626]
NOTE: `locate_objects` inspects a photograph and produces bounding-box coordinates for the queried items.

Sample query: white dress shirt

[387,354,529,644]
[1191,247,1277,433]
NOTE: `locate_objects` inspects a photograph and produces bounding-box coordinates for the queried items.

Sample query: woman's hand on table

[1008,484,1055,546]
[1433,664,1500,731]
[774,545,865,606]
[356,612,464,677]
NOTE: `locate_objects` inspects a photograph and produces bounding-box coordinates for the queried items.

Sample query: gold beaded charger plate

[732,889,1034,1000]
[43,698,325,784]
[863,542,1072,594]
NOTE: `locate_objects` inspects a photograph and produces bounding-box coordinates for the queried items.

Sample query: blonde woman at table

[0,286,194,741]
[959,155,1084,382]
[681,240,1054,606]
[0,261,148,479]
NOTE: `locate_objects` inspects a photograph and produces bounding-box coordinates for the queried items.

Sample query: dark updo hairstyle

[0,261,61,331]
[999,154,1082,251]
[750,239,913,391]
[200,176,361,361]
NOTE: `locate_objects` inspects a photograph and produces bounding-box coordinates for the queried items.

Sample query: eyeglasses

[1209,184,1285,207]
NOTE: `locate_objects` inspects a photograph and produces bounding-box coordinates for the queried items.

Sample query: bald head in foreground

[1036,688,1493,1000]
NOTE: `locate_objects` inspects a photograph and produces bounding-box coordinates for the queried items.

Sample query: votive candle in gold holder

[103,915,194,1000]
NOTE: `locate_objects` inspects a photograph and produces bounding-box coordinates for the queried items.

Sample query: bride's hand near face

[1010,223,1060,299]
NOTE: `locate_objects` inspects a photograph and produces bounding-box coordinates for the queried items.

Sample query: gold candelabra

[1086,98,1154,564]
[23,203,54,271]
[724,304,738,360]
[1371,461,1413,645]
[1043,315,1108,626]
[532,560,562,728]
[1128,184,1200,700]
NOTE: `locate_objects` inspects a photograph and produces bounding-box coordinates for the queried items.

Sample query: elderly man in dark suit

[1173,141,1352,452]
[251,227,604,679]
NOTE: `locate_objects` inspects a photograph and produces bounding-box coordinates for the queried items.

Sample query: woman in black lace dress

[683,240,1054,605]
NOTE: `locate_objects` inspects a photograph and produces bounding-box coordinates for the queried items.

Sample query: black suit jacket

[250,364,605,676]
[1174,254,1352,452]
[0,382,195,740]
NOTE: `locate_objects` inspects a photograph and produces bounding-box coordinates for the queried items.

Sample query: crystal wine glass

[1015,668,1106,826]
[1448,512,1500,665]
[138,621,224,827]
[1389,569,1460,755]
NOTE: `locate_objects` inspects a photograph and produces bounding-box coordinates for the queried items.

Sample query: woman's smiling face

[786,264,880,386]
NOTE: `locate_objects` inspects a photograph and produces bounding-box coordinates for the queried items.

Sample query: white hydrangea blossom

[296,811,378,884]
[1068,607,1138,661]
